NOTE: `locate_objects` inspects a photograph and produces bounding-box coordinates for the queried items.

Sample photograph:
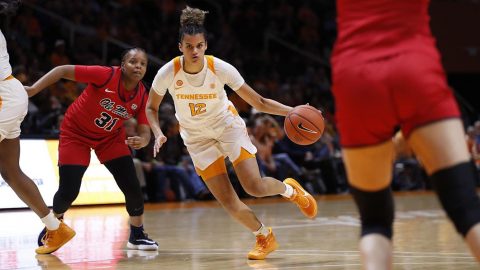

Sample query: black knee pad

[430,161,480,236]
[350,186,395,239]
[53,165,87,214]
[104,156,144,216]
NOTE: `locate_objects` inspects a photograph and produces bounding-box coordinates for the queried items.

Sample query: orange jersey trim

[173,56,181,77]
[195,156,227,180]
[206,55,215,74]
[227,105,239,116]
[3,75,14,81]
[232,147,255,167]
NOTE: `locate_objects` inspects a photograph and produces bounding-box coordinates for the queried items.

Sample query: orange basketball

[284,105,325,145]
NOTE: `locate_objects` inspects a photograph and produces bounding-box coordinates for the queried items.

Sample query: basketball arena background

[0,0,479,209]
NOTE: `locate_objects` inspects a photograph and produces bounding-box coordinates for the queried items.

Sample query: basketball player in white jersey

[146,6,318,260]
[0,1,74,254]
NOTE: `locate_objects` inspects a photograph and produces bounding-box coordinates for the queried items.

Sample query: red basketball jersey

[61,66,148,139]
[332,0,440,66]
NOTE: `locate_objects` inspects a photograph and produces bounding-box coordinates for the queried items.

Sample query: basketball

[284,105,325,145]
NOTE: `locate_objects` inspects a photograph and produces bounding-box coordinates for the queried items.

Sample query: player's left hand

[125,136,148,150]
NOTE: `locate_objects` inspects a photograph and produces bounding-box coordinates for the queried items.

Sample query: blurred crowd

[3,0,479,202]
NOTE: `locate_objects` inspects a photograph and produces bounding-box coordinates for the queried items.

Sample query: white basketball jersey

[0,30,12,81]
[153,56,244,129]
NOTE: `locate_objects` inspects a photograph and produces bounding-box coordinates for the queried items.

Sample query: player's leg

[233,152,317,219]
[0,137,50,217]
[0,138,76,254]
[38,164,85,249]
[222,118,317,218]
[342,140,396,270]
[36,163,84,248]
[0,138,75,254]
[0,80,74,254]
[184,127,278,259]
[0,138,75,249]
[199,163,278,260]
[407,119,480,260]
[52,135,91,217]
[52,165,87,216]
[104,155,158,251]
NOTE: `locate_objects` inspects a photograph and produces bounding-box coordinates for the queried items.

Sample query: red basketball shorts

[58,127,131,166]
[332,51,460,147]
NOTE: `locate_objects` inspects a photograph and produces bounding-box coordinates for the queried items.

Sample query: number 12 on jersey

[189,103,207,116]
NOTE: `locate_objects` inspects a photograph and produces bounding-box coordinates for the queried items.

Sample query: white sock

[281,183,294,198]
[41,211,61,230]
[253,224,270,236]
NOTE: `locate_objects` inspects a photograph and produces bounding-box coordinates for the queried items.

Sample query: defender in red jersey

[331,0,480,268]
[26,48,158,251]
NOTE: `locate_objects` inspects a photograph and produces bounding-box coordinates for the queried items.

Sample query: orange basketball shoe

[284,178,318,219]
[35,222,76,254]
[247,227,279,260]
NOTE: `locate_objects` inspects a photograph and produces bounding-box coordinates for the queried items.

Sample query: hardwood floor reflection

[0,192,478,269]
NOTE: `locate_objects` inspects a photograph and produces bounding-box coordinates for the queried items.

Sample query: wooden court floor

[0,192,478,269]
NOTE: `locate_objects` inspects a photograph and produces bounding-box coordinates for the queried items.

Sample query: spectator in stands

[49,40,70,67]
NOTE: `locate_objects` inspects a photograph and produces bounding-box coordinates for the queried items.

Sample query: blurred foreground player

[331,0,480,269]
[0,0,74,254]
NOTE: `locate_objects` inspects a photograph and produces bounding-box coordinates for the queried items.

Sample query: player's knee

[0,166,21,184]
[55,186,80,205]
[53,188,79,214]
[126,198,144,216]
[430,161,480,236]
[0,168,10,184]
[54,165,86,213]
[350,186,394,239]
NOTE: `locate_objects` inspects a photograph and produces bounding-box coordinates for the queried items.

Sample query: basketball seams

[290,112,323,132]
[284,105,325,145]
[286,113,312,143]
[300,105,324,117]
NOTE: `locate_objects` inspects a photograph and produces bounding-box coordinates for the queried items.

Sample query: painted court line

[156,248,473,260]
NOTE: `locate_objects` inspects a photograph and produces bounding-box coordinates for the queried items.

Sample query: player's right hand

[153,135,167,157]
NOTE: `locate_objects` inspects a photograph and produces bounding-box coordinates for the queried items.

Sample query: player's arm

[218,57,293,116]
[235,83,293,117]
[25,65,76,97]
[145,90,167,157]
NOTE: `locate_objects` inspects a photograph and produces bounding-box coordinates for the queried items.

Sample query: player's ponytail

[179,6,209,42]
